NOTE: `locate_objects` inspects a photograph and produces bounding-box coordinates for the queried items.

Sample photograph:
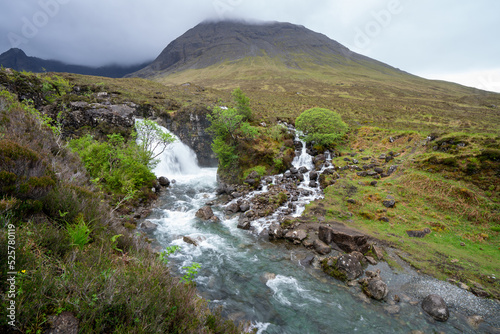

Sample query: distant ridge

[129,20,404,79]
[0,48,151,78]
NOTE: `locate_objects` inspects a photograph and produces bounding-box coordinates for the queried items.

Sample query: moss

[321,257,348,282]
[479,149,500,162]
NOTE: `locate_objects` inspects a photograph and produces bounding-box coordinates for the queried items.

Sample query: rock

[365,256,377,265]
[379,217,390,222]
[378,154,387,160]
[335,253,364,281]
[374,167,384,174]
[382,200,396,208]
[370,181,378,186]
[308,180,317,187]
[421,294,449,322]
[210,215,220,223]
[225,202,240,214]
[196,206,215,220]
[347,199,356,204]
[239,202,250,212]
[261,272,276,283]
[406,228,431,238]
[313,239,331,255]
[366,171,378,177]
[388,165,398,174]
[183,236,198,246]
[384,305,400,314]
[318,225,370,253]
[298,166,309,174]
[237,219,251,230]
[372,245,384,260]
[357,171,368,177]
[309,171,318,181]
[158,176,170,187]
[268,223,285,240]
[466,315,484,329]
[285,229,307,242]
[46,312,79,334]
[471,286,489,298]
[140,220,158,232]
[363,279,389,300]
[290,167,298,174]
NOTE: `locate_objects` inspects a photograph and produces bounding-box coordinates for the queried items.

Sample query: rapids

[141,125,498,334]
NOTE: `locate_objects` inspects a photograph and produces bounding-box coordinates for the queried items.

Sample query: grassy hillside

[152,54,500,135]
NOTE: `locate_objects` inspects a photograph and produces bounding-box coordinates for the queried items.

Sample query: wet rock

[298,166,309,174]
[290,167,298,174]
[285,229,307,242]
[268,223,286,240]
[406,228,431,238]
[237,219,251,230]
[335,253,364,281]
[158,176,170,187]
[365,256,377,265]
[308,180,317,188]
[421,294,449,322]
[384,305,400,314]
[261,272,276,284]
[196,206,215,220]
[467,315,484,329]
[140,220,158,232]
[183,236,198,246]
[318,225,370,254]
[363,278,389,300]
[239,202,250,212]
[309,171,318,181]
[313,239,331,255]
[225,202,240,214]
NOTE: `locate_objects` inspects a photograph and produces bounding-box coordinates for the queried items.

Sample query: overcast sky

[1,0,499,92]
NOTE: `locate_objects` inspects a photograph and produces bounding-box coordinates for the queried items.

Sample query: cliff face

[160,105,217,167]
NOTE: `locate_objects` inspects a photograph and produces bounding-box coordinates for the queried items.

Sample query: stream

[142,128,499,334]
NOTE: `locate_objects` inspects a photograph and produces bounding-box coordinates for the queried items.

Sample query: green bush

[69,133,156,198]
[295,107,348,146]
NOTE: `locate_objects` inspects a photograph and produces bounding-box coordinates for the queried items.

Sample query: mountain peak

[130,20,382,78]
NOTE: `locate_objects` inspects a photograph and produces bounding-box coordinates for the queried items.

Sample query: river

[142,128,499,334]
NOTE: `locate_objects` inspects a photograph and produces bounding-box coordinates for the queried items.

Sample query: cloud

[0,0,498,83]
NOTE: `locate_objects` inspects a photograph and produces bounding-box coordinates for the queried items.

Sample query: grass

[302,127,500,296]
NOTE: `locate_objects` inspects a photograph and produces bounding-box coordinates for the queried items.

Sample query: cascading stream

[140,123,494,334]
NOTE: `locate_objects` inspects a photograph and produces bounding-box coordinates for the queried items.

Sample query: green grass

[302,127,500,296]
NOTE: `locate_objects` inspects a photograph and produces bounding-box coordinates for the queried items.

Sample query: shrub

[231,88,252,121]
[295,107,348,146]
[0,139,55,200]
[67,214,91,249]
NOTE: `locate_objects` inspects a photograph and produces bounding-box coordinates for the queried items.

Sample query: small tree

[135,119,175,167]
[231,88,252,121]
[295,107,348,146]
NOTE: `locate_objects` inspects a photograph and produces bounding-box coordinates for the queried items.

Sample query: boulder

[158,176,170,187]
[308,180,317,188]
[239,202,250,212]
[421,294,449,322]
[298,166,309,174]
[309,171,318,181]
[268,223,286,240]
[382,200,396,208]
[237,219,251,230]
[406,228,431,238]
[313,239,331,255]
[225,202,240,214]
[318,225,370,253]
[140,220,158,232]
[196,206,215,220]
[335,253,364,281]
[183,236,198,246]
[363,279,389,300]
[285,229,307,242]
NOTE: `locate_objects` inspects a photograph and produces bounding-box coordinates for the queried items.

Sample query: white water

[139,123,495,334]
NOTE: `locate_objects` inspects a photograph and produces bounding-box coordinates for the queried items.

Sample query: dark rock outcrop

[161,104,217,167]
[319,224,370,254]
[196,206,218,221]
[140,220,158,232]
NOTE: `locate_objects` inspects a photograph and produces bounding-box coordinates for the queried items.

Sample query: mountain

[0,48,150,78]
[130,20,404,79]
